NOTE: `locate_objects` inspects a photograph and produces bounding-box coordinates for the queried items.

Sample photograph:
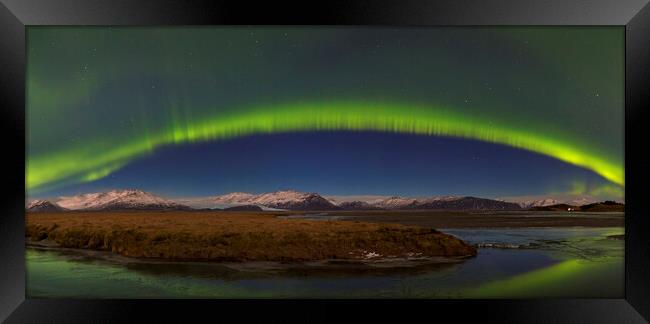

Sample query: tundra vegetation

[26,211,477,262]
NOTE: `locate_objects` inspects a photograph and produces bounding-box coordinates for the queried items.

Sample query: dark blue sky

[44,131,609,199]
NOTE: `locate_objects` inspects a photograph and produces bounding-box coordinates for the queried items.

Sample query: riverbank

[26,211,477,262]
[322,210,624,228]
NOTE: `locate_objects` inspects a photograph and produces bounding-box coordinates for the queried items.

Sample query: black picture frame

[1,0,648,322]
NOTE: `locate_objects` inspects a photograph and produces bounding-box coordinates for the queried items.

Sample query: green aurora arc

[26,100,624,192]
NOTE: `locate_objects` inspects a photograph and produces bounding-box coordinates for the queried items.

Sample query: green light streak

[466,259,583,298]
[566,179,624,199]
[465,257,621,298]
[26,100,624,191]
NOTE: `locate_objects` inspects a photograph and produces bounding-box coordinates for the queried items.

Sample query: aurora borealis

[26,27,624,200]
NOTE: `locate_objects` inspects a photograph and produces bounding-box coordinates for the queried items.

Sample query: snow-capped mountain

[212,190,340,210]
[26,200,66,212]
[371,196,419,209]
[508,196,598,208]
[419,196,462,203]
[339,195,521,210]
[212,192,257,204]
[56,189,191,211]
[517,198,561,209]
[565,197,597,206]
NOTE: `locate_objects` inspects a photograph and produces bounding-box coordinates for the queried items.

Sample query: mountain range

[530,200,625,212]
[213,190,340,210]
[46,189,191,211]
[499,196,600,208]
[27,189,622,212]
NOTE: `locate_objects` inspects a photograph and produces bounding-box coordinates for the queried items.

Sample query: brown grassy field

[26,211,476,262]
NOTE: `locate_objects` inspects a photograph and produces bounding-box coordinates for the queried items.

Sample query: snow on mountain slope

[511,196,598,208]
[26,200,66,212]
[56,189,190,210]
[250,190,317,205]
[419,196,462,203]
[518,198,561,208]
[566,197,596,206]
[212,190,340,210]
[212,192,257,204]
[371,196,419,209]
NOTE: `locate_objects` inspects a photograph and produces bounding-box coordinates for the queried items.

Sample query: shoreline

[26,242,474,277]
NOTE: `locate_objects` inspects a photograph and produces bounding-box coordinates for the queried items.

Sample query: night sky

[26,27,624,201]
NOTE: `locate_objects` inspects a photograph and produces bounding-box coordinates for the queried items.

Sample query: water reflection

[26,227,623,298]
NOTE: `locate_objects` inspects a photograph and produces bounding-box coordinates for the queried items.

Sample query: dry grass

[26,211,476,262]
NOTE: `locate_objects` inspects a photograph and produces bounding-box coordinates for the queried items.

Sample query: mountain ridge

[26,200,67,212]
[27,189,623,212]
[54,189,191,211]
[213,191,524,211]
[213,190,341,210]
